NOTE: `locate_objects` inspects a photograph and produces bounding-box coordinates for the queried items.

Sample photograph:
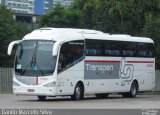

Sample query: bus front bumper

[13,86,56,96]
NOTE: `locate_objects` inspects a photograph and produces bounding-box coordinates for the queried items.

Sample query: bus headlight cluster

[43,81,56,87]
[13,81,20,86]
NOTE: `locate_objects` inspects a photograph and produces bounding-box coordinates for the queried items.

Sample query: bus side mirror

[7,40,21,55]
[52,41,62,56]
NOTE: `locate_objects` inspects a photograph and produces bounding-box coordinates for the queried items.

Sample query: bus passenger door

[56,42,71,95]
[56,40,84,95]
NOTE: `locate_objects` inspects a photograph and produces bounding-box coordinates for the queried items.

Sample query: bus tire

[122,81,138,98]
[71,83,84,101]
[128,81,138,98]
[37,96,46,101]
[95,93,109,99]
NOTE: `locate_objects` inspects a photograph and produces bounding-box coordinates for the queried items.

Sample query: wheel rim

[75,86,81,100]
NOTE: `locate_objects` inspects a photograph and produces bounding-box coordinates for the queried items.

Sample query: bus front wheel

[71,83,84,101]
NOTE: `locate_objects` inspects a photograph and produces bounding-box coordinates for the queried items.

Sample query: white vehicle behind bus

[8,28,155,100]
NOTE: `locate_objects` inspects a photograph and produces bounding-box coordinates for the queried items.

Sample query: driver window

[58,40,84,73]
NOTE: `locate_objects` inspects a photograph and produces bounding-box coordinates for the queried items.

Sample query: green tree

[39,0,160,69]
[142,17,160,68]
[0,5,15,67]
[40,4,83,28]
[0,5,33,67]
[72,0,96,28]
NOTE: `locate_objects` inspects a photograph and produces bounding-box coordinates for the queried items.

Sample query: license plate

[27,89,35,92]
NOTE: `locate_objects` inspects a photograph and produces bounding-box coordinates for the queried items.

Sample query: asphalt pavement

[0,94,160,115]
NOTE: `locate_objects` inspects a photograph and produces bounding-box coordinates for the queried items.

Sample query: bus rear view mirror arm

[7,40,21,55]
[52,41,63,56]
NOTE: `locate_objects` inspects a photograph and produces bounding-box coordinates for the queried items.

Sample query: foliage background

[0,0,160,69]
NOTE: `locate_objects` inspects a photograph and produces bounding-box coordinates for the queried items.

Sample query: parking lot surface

[0,94,160,109]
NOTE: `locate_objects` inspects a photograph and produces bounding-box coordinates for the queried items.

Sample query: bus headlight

[43,81,56,87]
[13,81,20,86]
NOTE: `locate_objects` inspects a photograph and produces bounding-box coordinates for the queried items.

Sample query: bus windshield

[15,40,56,76]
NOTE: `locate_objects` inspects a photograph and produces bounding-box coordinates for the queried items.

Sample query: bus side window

[137,43,146,57]
[58,43,67,72]
[120,41,137,57]
[137,42,155,58]
[69,40,84,64]
[104,41,120,56]
[85,39,103,56]
[146,43,155,57]
[58,40,84,73]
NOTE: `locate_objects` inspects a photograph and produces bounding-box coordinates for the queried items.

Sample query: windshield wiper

[30,44,44,76]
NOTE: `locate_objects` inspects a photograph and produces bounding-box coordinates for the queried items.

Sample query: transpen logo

[85,64,113,74]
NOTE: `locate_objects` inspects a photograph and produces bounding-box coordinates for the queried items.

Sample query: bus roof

[23,28,154,43]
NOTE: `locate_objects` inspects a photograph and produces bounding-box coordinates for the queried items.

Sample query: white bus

[8,28,155,100]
